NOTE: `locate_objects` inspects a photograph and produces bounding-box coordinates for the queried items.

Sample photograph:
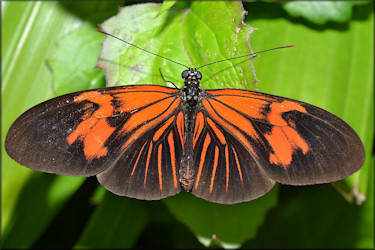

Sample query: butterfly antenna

[197,45,295,70]
[96,29,189,69]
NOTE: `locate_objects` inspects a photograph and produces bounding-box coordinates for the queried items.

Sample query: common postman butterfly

[5,30,365,204]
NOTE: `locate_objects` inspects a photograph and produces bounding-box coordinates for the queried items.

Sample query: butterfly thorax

[181,68,203,107]
[179,68,203,191]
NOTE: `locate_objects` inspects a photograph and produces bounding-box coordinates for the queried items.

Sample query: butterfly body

[179,68,203,191]
[5,67,365,204]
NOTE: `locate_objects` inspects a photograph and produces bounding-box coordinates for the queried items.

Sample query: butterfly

[5,30,365,204]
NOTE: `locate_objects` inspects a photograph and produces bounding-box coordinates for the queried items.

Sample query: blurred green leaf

[282,1,368,25]
[76,193,150,248]
[164,186,279,248]
[243,167,373,248]
[2,173,85,248]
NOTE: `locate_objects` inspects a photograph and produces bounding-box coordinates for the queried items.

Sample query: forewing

[203,89,365,186]
[190,111,276,204]
[5,85,181,180]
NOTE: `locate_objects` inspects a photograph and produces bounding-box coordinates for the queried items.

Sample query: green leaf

[46,22,106,95]
[282,1,369,25]
[97,1,256,90]
[164,186,279,248]
[2,173,85,248]
[76,192,150,248]
[154,0,176,18]
[243,171,374,248]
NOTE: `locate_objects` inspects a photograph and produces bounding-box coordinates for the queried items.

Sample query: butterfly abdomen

[179,105,198,191]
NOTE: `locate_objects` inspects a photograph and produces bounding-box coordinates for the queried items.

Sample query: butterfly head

[182,68,202,82]
[182,68,202,107]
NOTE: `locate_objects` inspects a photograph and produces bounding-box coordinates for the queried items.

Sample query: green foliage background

[2,1,373,248]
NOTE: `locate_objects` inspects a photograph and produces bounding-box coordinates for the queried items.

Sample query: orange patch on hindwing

[167,133,178,189]
[207,117,226,145]
[209,146,220,193]
[158,143,163,191]
[153,116,174,142]
[193,112,204,148]
[195,133,211,190]
[176,112,185,149]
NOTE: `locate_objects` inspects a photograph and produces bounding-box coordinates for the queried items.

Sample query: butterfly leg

[159,68,178,88]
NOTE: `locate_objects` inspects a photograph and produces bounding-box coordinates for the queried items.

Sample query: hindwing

[191,110,275,204]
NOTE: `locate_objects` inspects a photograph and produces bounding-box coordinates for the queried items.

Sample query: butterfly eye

[182,70,189,79]
[196,71,202,80]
